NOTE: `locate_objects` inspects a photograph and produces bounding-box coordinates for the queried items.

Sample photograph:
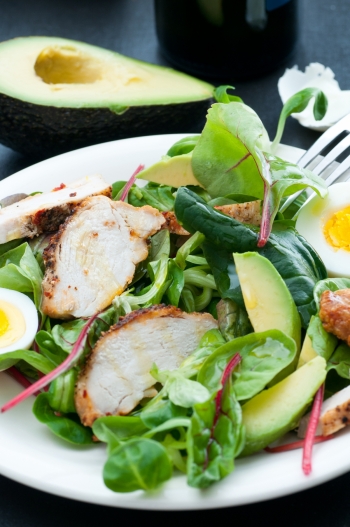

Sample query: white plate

[0,134,347,511]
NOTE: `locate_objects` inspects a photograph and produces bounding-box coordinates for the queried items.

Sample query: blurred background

[0,0,349,178]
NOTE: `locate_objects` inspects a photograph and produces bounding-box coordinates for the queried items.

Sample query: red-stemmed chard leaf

[120,164,145,202]
[187,352,243,488]
[265,433,333,453]
[213,353,242,425]
[190,102,327,247]
[1,312,100,413]
[302,383,325,475]
[255,148,328,247]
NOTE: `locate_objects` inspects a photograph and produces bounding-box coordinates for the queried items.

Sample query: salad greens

[174,187,327,327]
[1,85,346,495]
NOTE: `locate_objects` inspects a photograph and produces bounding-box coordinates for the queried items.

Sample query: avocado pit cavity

[34,46,105,84]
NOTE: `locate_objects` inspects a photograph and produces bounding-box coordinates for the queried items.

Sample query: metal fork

[280,112,350,213]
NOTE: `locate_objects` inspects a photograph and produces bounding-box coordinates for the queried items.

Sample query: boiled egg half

[0,288,38,355]
[296,182,350,277]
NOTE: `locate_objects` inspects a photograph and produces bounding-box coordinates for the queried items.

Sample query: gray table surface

[1,1,350,525]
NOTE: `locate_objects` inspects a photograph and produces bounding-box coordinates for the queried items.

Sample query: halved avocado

[0,37,214,156]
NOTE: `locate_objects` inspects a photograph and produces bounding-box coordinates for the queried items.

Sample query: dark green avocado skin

[0,93,212,158]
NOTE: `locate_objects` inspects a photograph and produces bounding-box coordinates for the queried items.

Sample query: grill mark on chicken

[162,201,262,235]
[0,174,111,243]
[75,304,218,426]
[41,196,165,319]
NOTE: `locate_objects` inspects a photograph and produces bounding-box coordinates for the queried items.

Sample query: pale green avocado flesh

[0,37,214,156]
[234,252,301,351]
[138,153,203,188]
[241,356,327,456]
[0,36,213,108]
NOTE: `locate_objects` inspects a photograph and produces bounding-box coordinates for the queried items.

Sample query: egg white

[0,287,38,355]
[296,182,350,278]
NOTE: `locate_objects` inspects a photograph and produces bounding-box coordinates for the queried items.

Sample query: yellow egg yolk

[0,300,26,348]
[324,206,350,250]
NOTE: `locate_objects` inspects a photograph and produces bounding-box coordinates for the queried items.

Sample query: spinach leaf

[103,438,172,492]
[33,393,93,445]
[271,88,328,151]
[167,135,200,157]
[198,330,296,399]
[307,315,338,361]
[175,188,326,327]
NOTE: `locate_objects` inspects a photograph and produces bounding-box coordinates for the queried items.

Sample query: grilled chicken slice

[319,289,350,345]
[298,385,350,437]
[0,174,111,243]
[75,305,218,426]
[162,200,262,235]
[41,195,164,319]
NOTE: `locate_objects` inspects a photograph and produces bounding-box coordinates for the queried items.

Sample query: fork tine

[323,154,350,186]
[312,133,350,176]
[297,113,350,169]
[279,113,350,214]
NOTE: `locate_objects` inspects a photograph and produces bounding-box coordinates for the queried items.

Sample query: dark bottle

[154,0,298,81]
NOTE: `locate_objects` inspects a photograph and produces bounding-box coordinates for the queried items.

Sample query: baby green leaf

[213,85,243,103]
[272,88,328,151]
[167,135,200,157]
[33,393,93,445]
[103,438,172,492]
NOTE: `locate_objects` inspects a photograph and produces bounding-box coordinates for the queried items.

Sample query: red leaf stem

[120,164,145,202]
[1,312,100,413]
[265,434,334,453]
[302,383,325,475]
[214,353,242,426]
[203,352,242,470]
[257,179,271,248]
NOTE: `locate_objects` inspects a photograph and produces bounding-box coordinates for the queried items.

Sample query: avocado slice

[241,355,327,456]
[138,153,203,188]
[298,334,317,368]
[0,37,213,156]
[234,252,301,351]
